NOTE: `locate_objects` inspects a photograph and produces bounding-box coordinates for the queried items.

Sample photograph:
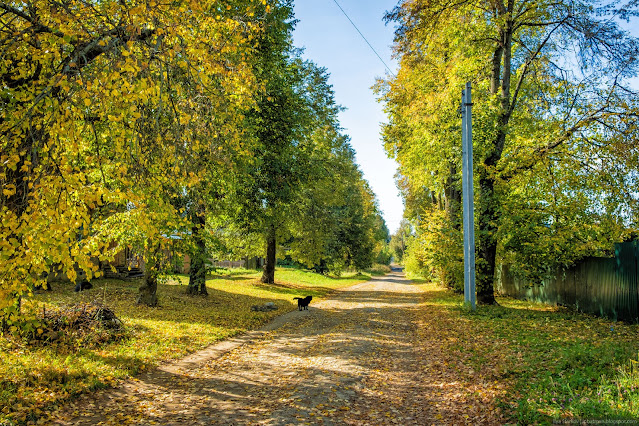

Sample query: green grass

[0,267,370,425]
[476,302,638,422]
[416,281,639,423]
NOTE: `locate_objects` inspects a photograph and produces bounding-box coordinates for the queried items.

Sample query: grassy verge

[0,268,369,425]
[413,279,639,423]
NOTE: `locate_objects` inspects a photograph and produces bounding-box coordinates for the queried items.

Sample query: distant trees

[380,0,639,301]
[292,144,390,274]
[390,220,411,264]
[228,1,388,282]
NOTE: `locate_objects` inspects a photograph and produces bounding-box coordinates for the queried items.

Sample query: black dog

[74,280,93,292]
[293,295,312,311]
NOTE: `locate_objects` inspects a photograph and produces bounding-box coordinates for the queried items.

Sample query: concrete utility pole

[461,82,476,310]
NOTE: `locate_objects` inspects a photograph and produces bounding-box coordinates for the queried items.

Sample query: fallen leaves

[8,273,635,425]
[1,270,369,424]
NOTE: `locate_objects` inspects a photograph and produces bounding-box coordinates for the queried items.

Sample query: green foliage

[232,11,389,279]
[380,0,639,301]
[498,163,629,282]
[389,220,411,264]
[0,0,265,315]
[403,209,464,292]
[375,245,393,266]
[1,0,389,323]
[403,246,426,280]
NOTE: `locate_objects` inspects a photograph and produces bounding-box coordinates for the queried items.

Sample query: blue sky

[292,0,404,234]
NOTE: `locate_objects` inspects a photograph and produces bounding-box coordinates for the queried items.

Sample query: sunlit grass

[415,280,639,422]
[0,267,369,425]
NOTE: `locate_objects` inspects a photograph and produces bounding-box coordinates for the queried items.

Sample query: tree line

[380,0,639,303]
[0,0,389,323]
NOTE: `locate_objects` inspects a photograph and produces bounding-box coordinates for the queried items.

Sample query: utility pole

[461,82,476,310]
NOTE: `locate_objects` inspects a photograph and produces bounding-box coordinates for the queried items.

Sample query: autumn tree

[234,0,314,284]
[329,178,389,272]
[0,0,262,317]
[381,0,639,303]
[212,50,388,277]
[175,1,267,297]
[291,134,390,274]
[283,60,389,274]
[229,2,390,281]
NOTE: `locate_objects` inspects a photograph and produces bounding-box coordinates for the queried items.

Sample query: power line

[329,0,396,77]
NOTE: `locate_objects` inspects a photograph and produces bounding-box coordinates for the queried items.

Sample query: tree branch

[0,3,65,38]
[509,17,569,116]
[498,106,609,181]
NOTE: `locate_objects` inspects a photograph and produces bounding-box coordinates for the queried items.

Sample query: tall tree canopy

[234,0,306,284]
[0,0,263,313]
[233,1,389,282]
[1,0,391,321]
[380,0,639,302]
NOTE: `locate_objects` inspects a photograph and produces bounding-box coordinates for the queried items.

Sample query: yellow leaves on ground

[0,269,368,424]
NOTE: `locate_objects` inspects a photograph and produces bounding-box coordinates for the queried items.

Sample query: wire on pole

[329,0,396,77]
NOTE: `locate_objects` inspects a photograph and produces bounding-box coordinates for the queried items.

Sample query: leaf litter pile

[34,302,125,346]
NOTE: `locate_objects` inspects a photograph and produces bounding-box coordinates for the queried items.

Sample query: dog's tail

[293,297,302,300]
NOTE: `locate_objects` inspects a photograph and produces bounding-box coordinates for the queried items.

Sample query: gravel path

[49,271,493,425]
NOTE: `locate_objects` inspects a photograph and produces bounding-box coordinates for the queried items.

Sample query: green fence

[497,241,639,323]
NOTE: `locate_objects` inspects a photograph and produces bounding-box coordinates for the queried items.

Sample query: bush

[4,302,126,348]
[404,209,463,292]
[375,245,393,265]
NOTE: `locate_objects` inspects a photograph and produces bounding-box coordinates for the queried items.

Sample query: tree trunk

[138,243,160,307]
[444,163,461,228]
[187,209,208,296]
[261,225,276,284]
[137,267,158,306]
[475,171,498,305]
[473,19,513,305]
[137,271,158,307]
[2,130,40,318]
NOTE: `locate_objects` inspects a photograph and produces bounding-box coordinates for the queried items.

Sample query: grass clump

[0,267,369,425]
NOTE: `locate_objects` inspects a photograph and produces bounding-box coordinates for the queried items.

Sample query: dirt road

[50,271,502,425]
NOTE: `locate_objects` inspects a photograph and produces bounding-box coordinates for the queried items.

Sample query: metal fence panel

[497,241,639,323]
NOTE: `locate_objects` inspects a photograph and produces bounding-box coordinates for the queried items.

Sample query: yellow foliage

[0,0,267,321]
